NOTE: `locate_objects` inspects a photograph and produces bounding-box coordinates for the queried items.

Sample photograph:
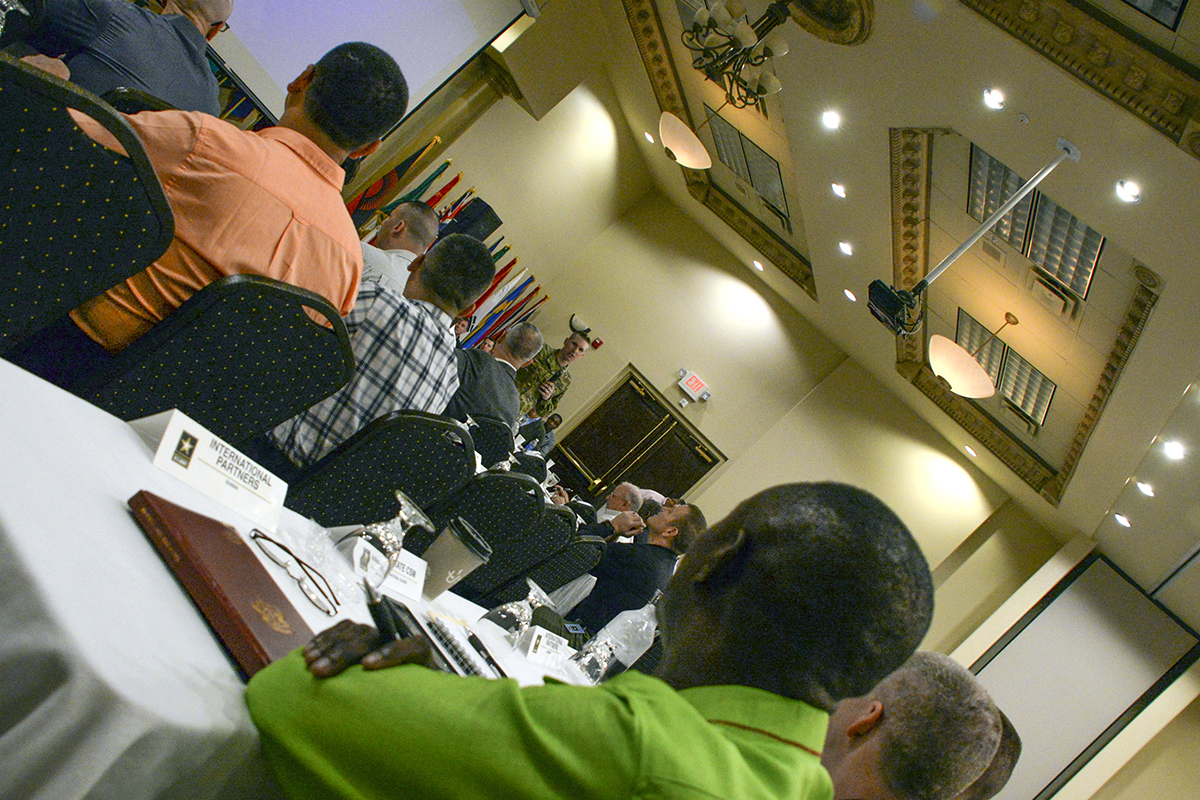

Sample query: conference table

[0,359,574,800]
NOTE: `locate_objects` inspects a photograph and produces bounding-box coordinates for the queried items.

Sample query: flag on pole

[388,160,451,210]
[346,137,439,228]
[426,172,461,209]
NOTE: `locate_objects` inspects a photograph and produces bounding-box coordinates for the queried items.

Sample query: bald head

[166,0,233,39]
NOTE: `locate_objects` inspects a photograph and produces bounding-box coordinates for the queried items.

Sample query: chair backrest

[510,450,548,484]
[422,470,544,563]
[482,534,607,608]
[0,51,173,353]
[455,502,576,603]
[101,86,176,114]
[567,499,596,522]
[286,411,475,528]
[76,275,353,443]
[471,415,516,469]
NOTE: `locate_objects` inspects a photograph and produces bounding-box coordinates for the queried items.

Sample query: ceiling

[527,0,1200,629]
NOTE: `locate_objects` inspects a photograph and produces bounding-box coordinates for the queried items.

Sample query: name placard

[516,625,569,669]
[380,548,427,602]
[129,409,287,529]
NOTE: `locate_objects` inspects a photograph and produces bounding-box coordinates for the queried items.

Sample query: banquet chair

[101,86,175,114]
[454,502,577,603]
[510,450,548,484]
[417,471,544,561]
[482,533,607,608]
[75,275,353,444]
[286,412,475,528]
[0,51,173,353]
[567,498,596,523]
[470,415,516,469]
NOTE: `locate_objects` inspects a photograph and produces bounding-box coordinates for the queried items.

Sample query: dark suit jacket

[444,348,521,433]
[569,525,677,634]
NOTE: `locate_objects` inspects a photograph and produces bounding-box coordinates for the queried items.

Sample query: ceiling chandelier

[681,1,791,111]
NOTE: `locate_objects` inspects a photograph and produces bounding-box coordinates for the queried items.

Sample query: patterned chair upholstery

[481,533,607,608]
[470,415,516,469]
[286,411,475,529]
[454,501,577,603]
[75,275,353,444]
[510,450,548,484]
[0,51,173,353]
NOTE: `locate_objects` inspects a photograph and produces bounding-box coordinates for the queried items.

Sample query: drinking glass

[482,578,553,642]
[330,490,434,599]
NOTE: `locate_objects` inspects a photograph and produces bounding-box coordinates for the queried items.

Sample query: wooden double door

[550,373,722,505]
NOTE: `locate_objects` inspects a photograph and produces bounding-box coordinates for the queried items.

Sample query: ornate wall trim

[787,0,875,46]
[887,127,1162,504]
[623,0,817,299]
[959,0,1200,161]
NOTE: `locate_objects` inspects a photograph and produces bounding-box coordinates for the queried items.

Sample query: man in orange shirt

[7,42,407,390]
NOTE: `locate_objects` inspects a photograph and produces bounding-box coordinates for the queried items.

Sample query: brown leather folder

[128,490,314,679]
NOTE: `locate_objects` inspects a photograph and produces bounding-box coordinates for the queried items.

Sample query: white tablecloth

[0,359,580,799]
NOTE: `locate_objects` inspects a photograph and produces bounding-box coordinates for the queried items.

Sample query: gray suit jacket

[444,349,520,433]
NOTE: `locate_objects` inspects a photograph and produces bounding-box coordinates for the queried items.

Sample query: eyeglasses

[212,20,229,33]
[251,529,339,616]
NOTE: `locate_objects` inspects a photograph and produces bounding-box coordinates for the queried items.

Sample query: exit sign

[678,370,710,401]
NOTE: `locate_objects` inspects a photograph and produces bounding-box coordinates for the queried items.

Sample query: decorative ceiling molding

[959,0,1200,161]
[787,0,875,45]
[887,127,1162,504]
[622,0,816,299]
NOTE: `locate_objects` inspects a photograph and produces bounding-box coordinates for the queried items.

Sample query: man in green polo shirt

[246,482,935,800]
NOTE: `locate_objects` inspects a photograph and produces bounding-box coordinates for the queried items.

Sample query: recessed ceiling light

[1114,179,1141,203]
[753,260,764,271]
[1136,481,1155,497]
[983,88,1006,110]
[1164,440,1186,460]
[822,110,841,130]
[844,288,857,302]
[831,183,847,198]
[644,131,655,144]
[964,445,977,457]
[1114,513,1131,528]
[838,241,853,255]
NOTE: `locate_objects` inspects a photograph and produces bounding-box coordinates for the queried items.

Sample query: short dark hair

[688,483,933,710]
[305,43,408,150]
[419,234,495,314]
[958,711,1020,800]
[638,498,662,522]
[396,201,439,249]
[671,504,707,555]
[876,652,1002,800]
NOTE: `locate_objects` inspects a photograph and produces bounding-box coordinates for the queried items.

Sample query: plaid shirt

[268,283,458,467]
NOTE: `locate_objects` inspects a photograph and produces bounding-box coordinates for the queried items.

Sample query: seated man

[247,482,935,800]
[361,201,440,292]
[443,322,543,434]
[822,651,1006,800]
[594,482,642,524]
[260,234,495,473]
[23,0,232,114]
[517,411,561,456]
[6,42,407,390]
[569,501,706,634]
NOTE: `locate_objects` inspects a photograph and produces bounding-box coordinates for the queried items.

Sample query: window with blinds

[706,106,789,218]
[956,309,1057,427]
[967,144,1103,301]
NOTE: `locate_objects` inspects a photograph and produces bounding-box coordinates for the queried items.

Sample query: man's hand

[22,55,70,80]
[537,381,555,399]
[609,510,645,536]
[549,486,570,505]
[303,619,435,678]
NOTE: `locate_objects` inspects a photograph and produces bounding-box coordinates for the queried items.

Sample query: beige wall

[1090,695,1200,800]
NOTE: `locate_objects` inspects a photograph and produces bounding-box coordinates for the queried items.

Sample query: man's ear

[286,64,316,96]
[348,139,382,160]
[690,525,746,587]
[846,700,885,738]
[407,254,425,274]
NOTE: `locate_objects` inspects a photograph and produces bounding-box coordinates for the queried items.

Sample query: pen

[467,630,508,678]
[364,581,401,643]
